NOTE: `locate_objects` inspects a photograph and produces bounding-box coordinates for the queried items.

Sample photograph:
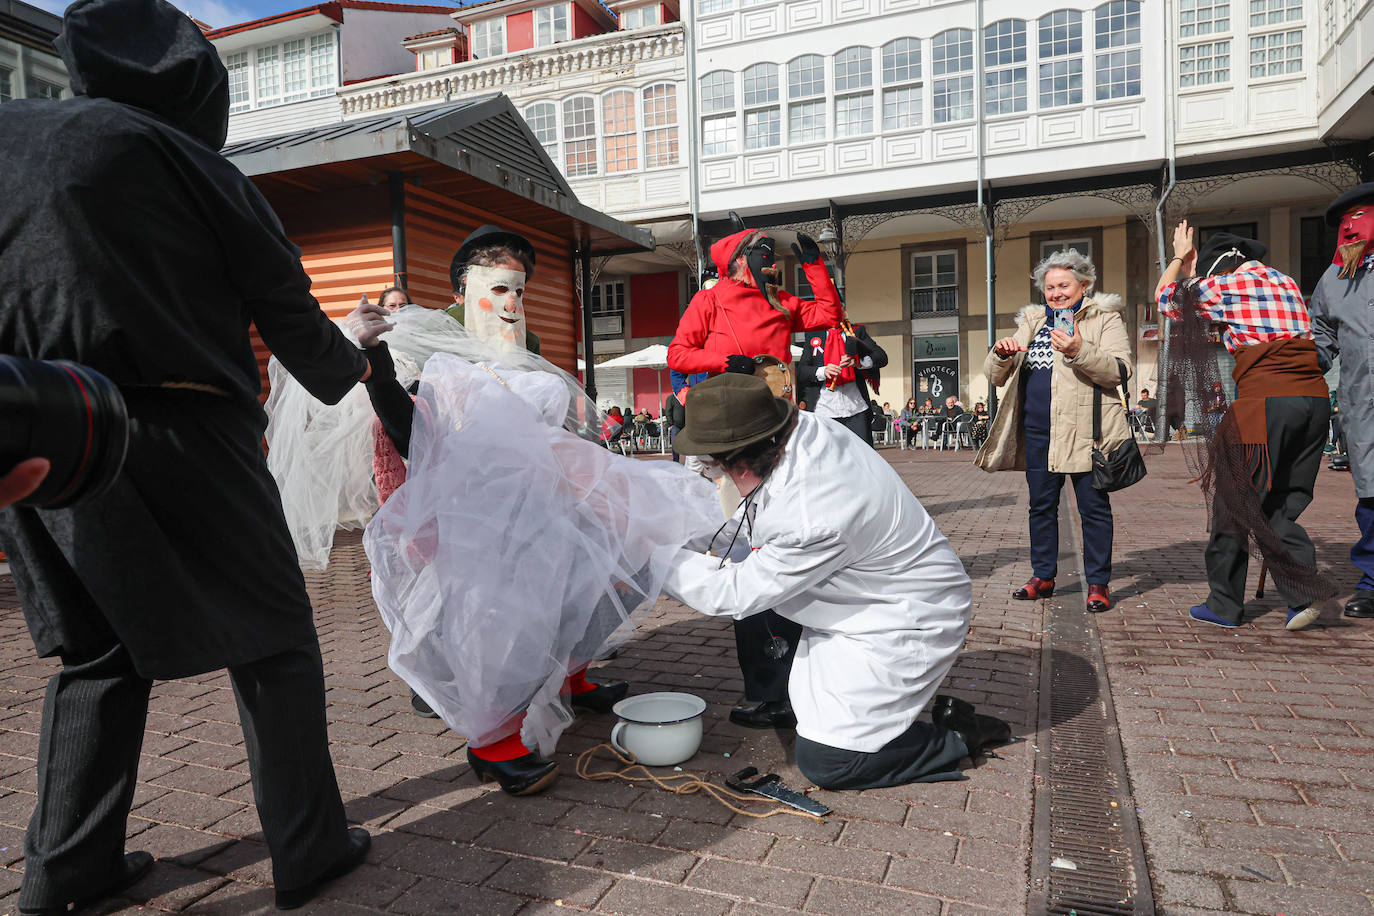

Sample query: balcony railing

[910,288,959,318]
[338,23,686,116]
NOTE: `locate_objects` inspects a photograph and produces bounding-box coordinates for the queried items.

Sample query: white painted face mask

[463,264,527,350]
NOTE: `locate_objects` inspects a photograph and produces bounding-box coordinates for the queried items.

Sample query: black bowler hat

[1197,232,1267,276]
[1325,182,1374,227]
[674,374,797,457]
[449,225,537,290]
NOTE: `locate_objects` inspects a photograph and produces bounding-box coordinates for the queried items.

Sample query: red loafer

[1086,584,1111,613]
[1012,577,1055,600]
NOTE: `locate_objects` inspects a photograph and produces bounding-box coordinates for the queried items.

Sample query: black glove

[792,232,822,266]
[726,354,755,375]
[844,336,861,356]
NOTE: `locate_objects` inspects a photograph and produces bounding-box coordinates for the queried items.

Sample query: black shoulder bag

[1091,360,1147,492]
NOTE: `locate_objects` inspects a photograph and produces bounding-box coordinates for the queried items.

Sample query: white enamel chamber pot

[609,691,707,767]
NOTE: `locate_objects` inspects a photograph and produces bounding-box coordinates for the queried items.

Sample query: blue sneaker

[1189,604,1240,627]
[1285,606,1320,631]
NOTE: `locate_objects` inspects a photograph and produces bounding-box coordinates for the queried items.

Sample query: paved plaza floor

[0,444,1371,914]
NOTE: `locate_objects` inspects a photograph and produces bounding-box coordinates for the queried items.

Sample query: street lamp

[815,227,844,301]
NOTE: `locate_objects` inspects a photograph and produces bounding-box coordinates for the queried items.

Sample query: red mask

[1334,205,1374,278]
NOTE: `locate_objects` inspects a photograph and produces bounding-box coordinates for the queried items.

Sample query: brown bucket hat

[674,374,797,457]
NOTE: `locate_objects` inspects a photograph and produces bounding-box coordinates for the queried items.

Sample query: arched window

[931,29,973,123]
[1094,1,1141,99]
[642,83,679,167]
[833,46,873,137]
[602,89,638,172]
[880,38,921,130]
[524,101,558,162]
[787,55,826,143]
[562,96,597,176]
[742,63,780,149]
[983,20,1027,115]
[700,70,737,155]
[1038,10,1083,107]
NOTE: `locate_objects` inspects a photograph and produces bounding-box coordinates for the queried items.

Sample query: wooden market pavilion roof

[221,94,654,256]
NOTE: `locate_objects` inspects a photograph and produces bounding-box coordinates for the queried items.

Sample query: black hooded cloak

[0,0,367,678]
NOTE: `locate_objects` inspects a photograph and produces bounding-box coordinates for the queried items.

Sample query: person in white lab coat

[664,375,1011,789]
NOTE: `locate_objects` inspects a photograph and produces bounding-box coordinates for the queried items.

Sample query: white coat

[663,411,972,753]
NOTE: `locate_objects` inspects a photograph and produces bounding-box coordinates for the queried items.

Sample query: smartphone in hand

[1051,309,1074,334]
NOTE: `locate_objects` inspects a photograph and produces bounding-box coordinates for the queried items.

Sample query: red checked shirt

[1157,261,1312,354]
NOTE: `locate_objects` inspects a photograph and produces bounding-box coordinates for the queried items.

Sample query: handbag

[1091,360,1147,492]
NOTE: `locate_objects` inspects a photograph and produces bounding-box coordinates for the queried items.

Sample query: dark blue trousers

[1352,497,1374,591]
[1025,468,1114,585]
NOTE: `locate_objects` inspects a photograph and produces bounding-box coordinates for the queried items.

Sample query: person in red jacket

[668,227,841,378]
[668,222,841,730]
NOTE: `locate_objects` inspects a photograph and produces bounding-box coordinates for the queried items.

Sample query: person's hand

[993,336,1026,357]
[1172,220,1195,262]
[792,232,822,265]
[0,458,50,509]
[726,354,755,374]
[823,363,844,380]
[838,355,856,369]
[1049,324,1083,358]
[347,297,394,348]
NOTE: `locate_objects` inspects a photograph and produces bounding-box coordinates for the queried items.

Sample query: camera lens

[0,357,129,509]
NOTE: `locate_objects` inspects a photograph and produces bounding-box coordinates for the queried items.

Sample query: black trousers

[1204,396,1329,622]
[795,717,969,790]
[832,410,874,447]
[19,640,349,908]
[734,611,802,703]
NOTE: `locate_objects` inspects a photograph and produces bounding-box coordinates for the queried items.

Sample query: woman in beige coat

[975,250,1133,612]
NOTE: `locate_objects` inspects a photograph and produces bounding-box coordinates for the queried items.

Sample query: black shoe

[466,749,559,796]
[410,690,440,719]
[19,851,154,916]
[274,827,371,910]
[939,703,1012,757]
[569,679,630,714]
[1346,589,1374,618]
[729,699,797,730]
[931,694,976,728]
[1331,456,1350,471]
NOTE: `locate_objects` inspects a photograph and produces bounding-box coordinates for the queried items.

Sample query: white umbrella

[597,344,669,370]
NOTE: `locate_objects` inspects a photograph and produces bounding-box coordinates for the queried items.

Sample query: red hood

[709,229,762,279]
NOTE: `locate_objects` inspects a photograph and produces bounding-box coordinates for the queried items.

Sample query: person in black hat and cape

[1156,221,1334,631]
[1310,182,1374,619]
[0,0,373,909]
[662,374,1010,790]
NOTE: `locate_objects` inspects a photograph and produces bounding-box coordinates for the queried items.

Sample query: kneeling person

[663,375,1009,789]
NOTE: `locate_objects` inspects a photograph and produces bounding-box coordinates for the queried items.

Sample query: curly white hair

[1032,248,1096,293]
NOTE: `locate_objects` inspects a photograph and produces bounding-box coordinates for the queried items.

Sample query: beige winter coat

[975,294,1133,475]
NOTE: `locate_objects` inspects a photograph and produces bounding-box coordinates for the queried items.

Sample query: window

[471,19,504,59]
[700,70,734,113]
[226,52,250,112]
[1249,29,1302,77]
[562,97,597,175]
[743,63,780,148]
[525,100,558,161]
[1180,0,1230,37]
[1249,0,1302,26]
[932,30,974,123]
[701,115,738,155]
[1040,238,1093,261]
[1095,1,1141,99]
[642,83,679,167]
[881,38,921,130]
[602,89,638,172]
[310,34,336,94]
[701,70,737,155]
[27,78,63,100]
[984,20,1027,114]
[835,94,873,136]
[0,66,10,103]
[788,55,826,142]
[535,5,570,47]
[794,265,815,298]
[622,5,662,27]
[834,46,873,92]
[590,279,627,338]
[698,0,732,13]
[1299,216,1333,296]
[255,45,280,105]
[1038,11,1084,107]
[282,39,308,102]
[417,48,445,70]
[910,251,959,317]
[833,48,874,136]
[1179,40,1231,85]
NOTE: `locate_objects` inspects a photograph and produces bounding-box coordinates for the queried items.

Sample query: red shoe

[1086,584,1111,613]
[1012,577,1055,600]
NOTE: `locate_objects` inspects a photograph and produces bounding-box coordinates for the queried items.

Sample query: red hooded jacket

[667,230,842,375]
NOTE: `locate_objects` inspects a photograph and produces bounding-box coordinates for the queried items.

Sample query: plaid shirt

[1158,261,1312,354]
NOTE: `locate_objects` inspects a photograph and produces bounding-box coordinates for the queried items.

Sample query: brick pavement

[0,444,1369,914]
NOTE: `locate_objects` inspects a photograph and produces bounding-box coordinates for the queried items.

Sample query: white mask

[463,264,527,350]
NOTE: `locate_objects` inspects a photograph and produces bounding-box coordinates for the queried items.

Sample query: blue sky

[29,0,463,30]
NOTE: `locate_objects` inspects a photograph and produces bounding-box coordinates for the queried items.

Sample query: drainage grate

[1028,510,1154,915]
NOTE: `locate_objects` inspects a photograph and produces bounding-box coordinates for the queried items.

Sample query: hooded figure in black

[0,0,370,909]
